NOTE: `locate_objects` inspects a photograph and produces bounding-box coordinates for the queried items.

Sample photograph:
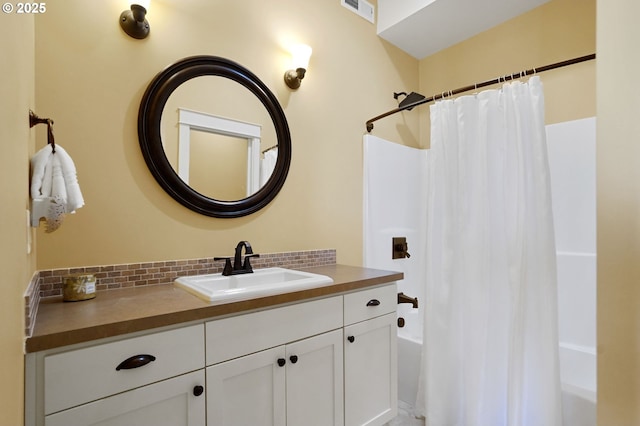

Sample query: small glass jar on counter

[62,273,97,302]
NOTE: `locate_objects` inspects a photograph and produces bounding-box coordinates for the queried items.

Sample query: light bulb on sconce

[120,0,151,39]
[284,44,312,90]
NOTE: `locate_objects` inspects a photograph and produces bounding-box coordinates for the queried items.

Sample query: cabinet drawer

[344,283,396,325]
[44,324,204,415]
[45,369,206,426]
[206,296,342,365]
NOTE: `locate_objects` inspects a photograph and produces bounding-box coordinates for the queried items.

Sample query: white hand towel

[50,153,67,204]
[54,145,84,212]
[30,144,53,199]
[40,153,53,199]
[30,144,84,232]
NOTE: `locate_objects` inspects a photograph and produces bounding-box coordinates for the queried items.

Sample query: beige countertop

[26,264,403,353]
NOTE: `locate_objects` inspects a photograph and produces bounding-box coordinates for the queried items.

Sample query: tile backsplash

[24,249,336,337]
[41,249,336,297]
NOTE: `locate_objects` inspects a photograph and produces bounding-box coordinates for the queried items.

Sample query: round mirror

[138,56,291,218]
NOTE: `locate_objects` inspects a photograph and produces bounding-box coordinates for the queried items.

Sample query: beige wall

[418,0,595,147]
[34,0,418,270]
[9,0,639,423]
[0,13,36,426]
[597,0,640,423]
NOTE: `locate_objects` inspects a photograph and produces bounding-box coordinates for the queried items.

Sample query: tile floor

[386,401,425,426]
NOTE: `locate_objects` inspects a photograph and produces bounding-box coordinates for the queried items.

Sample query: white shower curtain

[416,76,562,426]
[260,147,278,187]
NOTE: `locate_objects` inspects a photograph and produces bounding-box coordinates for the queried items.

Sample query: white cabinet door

[207,346,287,426]
[206,329,344,426]
[344,313,397,426]
[44,369,205,426]
[286,329,344,426]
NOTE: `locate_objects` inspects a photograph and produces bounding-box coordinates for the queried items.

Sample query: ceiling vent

[341,0,374,24]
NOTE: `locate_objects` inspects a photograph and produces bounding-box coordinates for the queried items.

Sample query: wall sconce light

[120,1,151,39]
[284,44,312,90]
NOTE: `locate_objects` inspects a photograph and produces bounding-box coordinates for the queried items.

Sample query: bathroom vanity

[25,265,402,426]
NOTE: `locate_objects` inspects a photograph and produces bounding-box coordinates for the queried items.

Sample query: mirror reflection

[189,128,248,199]
[161,75,278,200]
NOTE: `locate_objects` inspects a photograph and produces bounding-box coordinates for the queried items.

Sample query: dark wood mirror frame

[138,55,292,218]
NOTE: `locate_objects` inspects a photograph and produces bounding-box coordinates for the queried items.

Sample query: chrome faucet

[214,241,260,276]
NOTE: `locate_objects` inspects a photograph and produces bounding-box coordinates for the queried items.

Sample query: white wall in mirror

[177,108,262,197]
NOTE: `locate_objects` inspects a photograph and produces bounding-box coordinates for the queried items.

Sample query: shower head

[397,91,426,111]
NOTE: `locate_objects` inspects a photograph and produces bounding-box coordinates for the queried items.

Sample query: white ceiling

[377,0,550,59]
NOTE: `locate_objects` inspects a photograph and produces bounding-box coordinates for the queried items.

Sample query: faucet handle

[214,257,233,276]
[242,253,260,272]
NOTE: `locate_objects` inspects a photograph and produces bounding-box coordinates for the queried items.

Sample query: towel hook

[29,110,56,153]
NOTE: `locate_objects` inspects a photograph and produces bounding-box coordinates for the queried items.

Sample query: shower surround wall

[363,135,428,307]
[363,135,427,406]
[546,117,597,424]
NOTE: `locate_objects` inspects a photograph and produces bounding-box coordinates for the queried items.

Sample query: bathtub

[559,342,597,426]
[396,308,597,426]
[397,306,422,407]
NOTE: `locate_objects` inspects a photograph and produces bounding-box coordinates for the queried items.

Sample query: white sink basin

[174,267,334,303]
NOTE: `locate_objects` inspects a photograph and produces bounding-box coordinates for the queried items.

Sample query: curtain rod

[365,53,596,133]
[262,144,278,154]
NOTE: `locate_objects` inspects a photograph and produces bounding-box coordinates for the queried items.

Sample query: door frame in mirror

[176,108,262,197]
[138,55,291,218]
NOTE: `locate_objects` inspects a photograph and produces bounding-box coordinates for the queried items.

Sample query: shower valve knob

[392,237,410,259]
